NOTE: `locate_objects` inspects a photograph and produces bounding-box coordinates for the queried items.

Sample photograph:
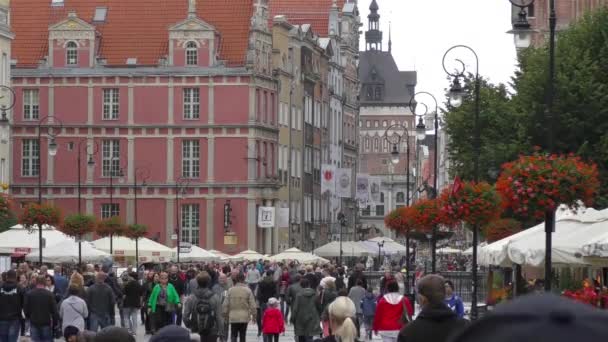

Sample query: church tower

[365,0,382,51]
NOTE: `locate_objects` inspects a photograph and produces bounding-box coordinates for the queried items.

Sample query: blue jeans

[89,313,111,332]
[29,325,52,342]
[0,320,20,342]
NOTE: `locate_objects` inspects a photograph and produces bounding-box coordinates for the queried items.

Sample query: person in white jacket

[60,286,89,333]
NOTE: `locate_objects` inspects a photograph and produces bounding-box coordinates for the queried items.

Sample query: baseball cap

[449,293,608,342]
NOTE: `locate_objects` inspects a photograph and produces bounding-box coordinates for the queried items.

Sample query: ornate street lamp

[442,44,481,319]
[507,0,537,49]
[73,139,99,214]
[108,156,125,254]
[133,166,150,268]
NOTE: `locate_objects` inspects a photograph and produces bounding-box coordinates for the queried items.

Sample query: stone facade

[0,0,11,193]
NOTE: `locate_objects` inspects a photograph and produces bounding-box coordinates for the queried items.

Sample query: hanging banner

[278,208,289,228]
[355,174,370,204]
[336,168,352,198]
[369,177,382,205]
[258,207,276,228]
[321,164,336,194]
[331,193,341,211]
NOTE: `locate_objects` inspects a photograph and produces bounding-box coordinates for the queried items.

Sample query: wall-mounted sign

[224,233,238,245]
[258,207,275,228]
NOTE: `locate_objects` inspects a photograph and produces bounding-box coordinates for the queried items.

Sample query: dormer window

[186,41,198,66]
[374,86,382,100]
[66,41,78,66]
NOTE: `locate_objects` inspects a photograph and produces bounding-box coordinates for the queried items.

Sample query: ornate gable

[49,12,95,41]
[168,7,217,67]
[48,11,96,67]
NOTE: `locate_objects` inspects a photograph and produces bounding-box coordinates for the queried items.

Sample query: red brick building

[10,0,281,254]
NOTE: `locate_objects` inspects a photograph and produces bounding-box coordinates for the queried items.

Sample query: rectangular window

[182,140,200,178]
[102,140,120,177]
[304,147,312,174]
[183,88,200,119]
[262,91,267,123]
[101,203,119,219]
[181,204,200,245]
[102,89,119,120]
[21,139,39,177]
[23,89,40,120]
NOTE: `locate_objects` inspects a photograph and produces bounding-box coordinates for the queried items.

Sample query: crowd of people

[2,258,604,342]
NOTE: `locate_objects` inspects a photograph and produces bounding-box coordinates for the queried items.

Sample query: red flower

[438,181,502,227]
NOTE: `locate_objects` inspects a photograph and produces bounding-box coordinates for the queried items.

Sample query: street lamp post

[507,0,556,293]
[75,139,98,214]
[175,177,190,263]
[383,124,412,288]
[338,212,346,265]
[310,230,316,255]
[134,166,150,269]
[408,92,439,273]
[442,44,481,319]
[37,115,62,265]
[108,157,125,254]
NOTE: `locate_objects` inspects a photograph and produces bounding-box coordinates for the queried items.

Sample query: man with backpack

[183,271,224,342]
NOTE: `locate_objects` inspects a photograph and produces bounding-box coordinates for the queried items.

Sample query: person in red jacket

[262,297,285,342]
[373,281,414,342]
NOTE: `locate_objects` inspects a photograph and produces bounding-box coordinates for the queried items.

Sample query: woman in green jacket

[148,271,181,333]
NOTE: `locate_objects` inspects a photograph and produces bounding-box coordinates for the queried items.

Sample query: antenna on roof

[388,20,392,54]
[188,0,196,19]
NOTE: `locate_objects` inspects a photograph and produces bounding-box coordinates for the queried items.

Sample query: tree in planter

[0,194,17,234]
[60,214,97,266]
[96,216,125,255]
[125,224,148,268]
[20,203,63,264]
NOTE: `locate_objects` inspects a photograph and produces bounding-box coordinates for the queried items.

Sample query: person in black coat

[346,264,367,292]
[122,272,143,335]
[398,274,467,342]
[257,270,278,337]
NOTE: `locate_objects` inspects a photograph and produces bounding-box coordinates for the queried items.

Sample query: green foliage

[61,214,96,237]
[96,216,125,237]
[0,195,16,233]
[444,8,608,207]
[125,224,148,240]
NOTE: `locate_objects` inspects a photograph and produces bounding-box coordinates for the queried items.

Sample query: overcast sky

[359,0,518,109]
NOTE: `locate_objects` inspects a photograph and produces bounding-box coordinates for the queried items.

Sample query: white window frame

[21,139,39,177]
[102,88,119,120]
[101,203,120,219]
[102,140,120,177]
[182,140,200,178]
[23,89,39,121]
[183,88,200,119]
[66,41,78,66]
[186,41,198,66]
[181,203,200,245]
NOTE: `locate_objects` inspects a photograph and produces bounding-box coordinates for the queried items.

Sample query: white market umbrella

[270,247,329,264]
[361,237,409,255]
[314,241,370,258]
[436,247,463,255]
[25,239,111,264]
[231,249,266,262]
[209,250,233,261]
[172,245,220,263]
[0,224,68,255]
[92,236,174,263]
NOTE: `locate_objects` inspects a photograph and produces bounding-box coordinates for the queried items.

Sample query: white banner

[321,164,336,194]
[369,177,382,205]
[356,174,370,204]
[336,168,352,198]
[278,208,289,228]
[258,207,276,228]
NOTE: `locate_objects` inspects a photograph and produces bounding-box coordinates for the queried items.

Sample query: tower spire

[388,21,392,54]
[365,0,383,51]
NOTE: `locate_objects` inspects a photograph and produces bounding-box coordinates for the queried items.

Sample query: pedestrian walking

[148,271,181,333]
[168,266,186,326]
[291,278,321,342]
[285,274,302,322]
[444,280,464,319]
[183,271,224,342]
[24,275,60,342]
[257,270,278,336]
[348,278,366,338]
[60,286,88,334]
[245,264,261,294]
[361,288,377,341]
[0,270,25,342]
[122,272,143,336]
[86,272,115,332]
[373,281,413,342]
[53,266,69,299]
[143,272,159,335]
[262,298,284,342]
[318,278,338,337]
[222,272,257,342]
[315,296,358,342]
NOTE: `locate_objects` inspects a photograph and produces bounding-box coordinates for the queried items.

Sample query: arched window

[382,120,388,127]
[186,41,198,66]
[374,138,379,151]
[66,41,78,66]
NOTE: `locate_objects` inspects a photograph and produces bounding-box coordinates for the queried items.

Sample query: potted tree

[125,224,148,268]
[60,214,97,266]
[20,203,62,264]
[96,216,125,255]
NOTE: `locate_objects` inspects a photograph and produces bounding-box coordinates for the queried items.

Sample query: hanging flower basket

[439,181,503,226]
[60,213,96,238]
[407,199,443,233]
[19,203,62,232]
[96,216,125,237]
[496,152,600,220]
[482,218,522,243]
[125,224,148,240]
[385,207,413,235]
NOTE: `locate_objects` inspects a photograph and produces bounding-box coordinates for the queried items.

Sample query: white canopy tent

[91,236,174,263]
[231,250,266,262]
[209,250,233,261]
[25,239,111,264]
[270,248,329,264]
[462,242,487,256]
[360,237,409,255]
[172,245,220,263]
[437,247,463,255]
[0,225,68,255]
[314,241,370,258]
